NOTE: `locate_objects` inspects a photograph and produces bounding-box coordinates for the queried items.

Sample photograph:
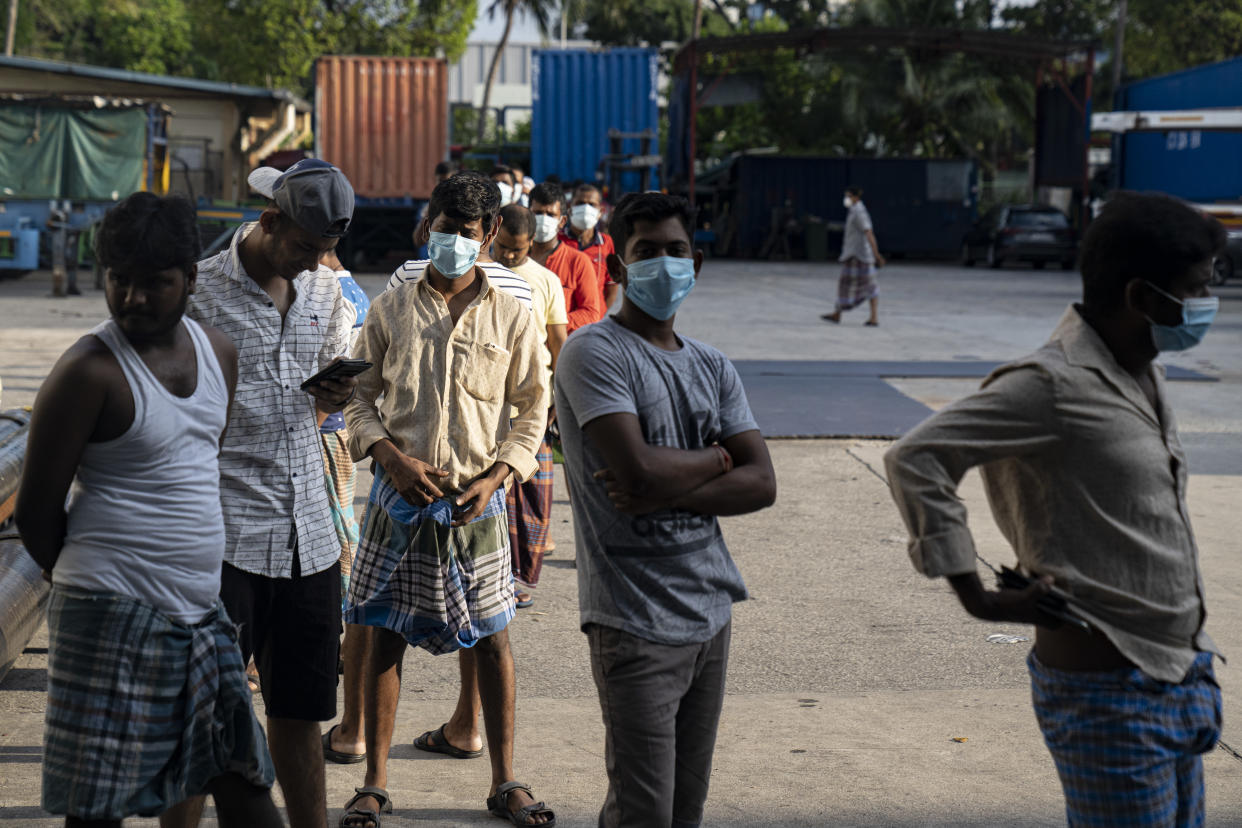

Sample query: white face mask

[570,203,600,232]
[497,182,514,206]
[533,214,560,244]
[843,196,853,208]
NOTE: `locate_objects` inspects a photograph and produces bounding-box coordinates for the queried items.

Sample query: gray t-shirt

[839,201,875,263]
[554,317,758,645]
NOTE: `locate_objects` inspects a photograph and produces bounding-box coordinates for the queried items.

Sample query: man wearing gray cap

[176,158,360,828]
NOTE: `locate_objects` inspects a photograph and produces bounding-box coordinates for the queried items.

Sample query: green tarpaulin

[0,104,148,200]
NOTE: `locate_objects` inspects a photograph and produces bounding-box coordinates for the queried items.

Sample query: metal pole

[1083,48,1095,229]
[688,0,702,207]
[5,0,17,57]
[1111,0,1127,94]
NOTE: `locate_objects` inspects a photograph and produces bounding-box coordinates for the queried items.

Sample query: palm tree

[476,0,555,144]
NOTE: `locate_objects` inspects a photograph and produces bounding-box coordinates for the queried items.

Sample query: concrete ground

[1,261,1240,826]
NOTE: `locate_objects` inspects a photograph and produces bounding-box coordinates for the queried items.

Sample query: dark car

[962,205,1077,270]
[1193,205,1240,285]
[1210,230,1241,285]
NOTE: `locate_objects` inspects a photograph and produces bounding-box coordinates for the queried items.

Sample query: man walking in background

[555,192,777,827]
[823,186,884,326]
[185,158,359,828]
[492,203,568,606]
[560,183,618,312]
[529,182,601,330]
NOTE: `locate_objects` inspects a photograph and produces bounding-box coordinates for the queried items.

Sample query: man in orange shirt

[560,183,617,312]
[529,182,602,329]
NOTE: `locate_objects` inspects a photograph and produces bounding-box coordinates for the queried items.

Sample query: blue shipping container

[1115,58,1242,202]
[723,156,977,258]
[531,48,659,191]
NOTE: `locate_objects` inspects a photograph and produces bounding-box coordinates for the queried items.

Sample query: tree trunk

[477,0,517,145]
[5,0,17,57]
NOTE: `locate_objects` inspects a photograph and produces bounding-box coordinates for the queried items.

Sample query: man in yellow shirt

[340,172,554,826]
[492,203,568,605]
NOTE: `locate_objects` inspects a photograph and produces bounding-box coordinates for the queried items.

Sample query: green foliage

[1124,0,1242,80]
[9,0,478,94]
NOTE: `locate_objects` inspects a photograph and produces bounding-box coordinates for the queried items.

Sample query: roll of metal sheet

[0,408,31,525]
[0,409,45,684]
[0,536,49,683]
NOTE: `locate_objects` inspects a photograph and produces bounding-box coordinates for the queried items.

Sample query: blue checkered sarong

[43,586,274,820]
[345,471,514,655]
[1028,649,1221,828]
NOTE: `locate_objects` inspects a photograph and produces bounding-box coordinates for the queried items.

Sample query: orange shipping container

[315,56,448,200]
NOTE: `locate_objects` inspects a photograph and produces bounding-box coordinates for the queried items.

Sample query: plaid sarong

[836,257,879,311]
[506,435,554,587]
[320,428,359,580]
[43,586,274,820]
[345,470,515,655]
[1028,649,1221,828]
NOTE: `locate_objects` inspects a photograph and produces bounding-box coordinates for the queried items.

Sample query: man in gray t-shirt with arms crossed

[555,192,777,828]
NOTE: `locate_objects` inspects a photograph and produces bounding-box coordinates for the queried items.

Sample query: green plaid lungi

[42,585,274,820]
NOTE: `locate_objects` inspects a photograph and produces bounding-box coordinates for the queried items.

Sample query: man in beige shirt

[338,172,554,826]
[493,203,569,605]
[885,193,1223,827]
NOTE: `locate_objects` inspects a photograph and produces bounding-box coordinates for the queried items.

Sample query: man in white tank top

[16,193,283,827]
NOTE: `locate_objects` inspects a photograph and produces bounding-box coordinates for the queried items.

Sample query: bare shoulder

[52,333,122,390]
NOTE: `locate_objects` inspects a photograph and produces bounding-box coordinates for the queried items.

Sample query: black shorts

[220,557,340,721]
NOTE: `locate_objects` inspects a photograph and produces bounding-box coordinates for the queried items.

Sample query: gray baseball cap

[248,158,354,238]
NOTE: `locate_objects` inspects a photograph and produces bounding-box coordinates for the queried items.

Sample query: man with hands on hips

[885,192,1224,828]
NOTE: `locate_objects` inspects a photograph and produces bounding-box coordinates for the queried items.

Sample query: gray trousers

[587,620,731,828]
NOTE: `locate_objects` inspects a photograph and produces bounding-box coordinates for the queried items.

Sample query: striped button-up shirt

[188,223,354,578]
[388,260,532,310]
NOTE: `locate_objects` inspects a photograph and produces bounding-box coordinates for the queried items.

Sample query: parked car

[1213,230,1241,285]
[962,205,1077,270]
[1192,204,1241,285]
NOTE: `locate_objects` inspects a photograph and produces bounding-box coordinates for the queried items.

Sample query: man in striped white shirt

[184,159,358,828]
[388,249,533,309]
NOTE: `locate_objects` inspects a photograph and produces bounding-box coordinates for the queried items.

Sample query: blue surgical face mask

[428,231,482,280]
[1144,281,1219,352]
[623,256,696,321]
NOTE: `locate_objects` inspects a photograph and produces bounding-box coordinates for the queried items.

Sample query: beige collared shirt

[885,305,1218,683]
[344,271,546,491]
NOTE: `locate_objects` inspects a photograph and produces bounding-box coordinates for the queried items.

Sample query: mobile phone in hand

[300,358,372,391]
[997,566,1091,633]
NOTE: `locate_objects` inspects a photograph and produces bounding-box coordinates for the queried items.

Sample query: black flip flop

[339,786,392,828]
[413,723,483,759]
[487,781,556,827]
[323,724,366,765]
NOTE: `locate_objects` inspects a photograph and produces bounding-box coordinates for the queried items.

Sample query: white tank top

[55,317,229,624]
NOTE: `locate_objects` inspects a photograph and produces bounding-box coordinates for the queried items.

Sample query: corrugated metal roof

[0,55,309,109]
[674,26,1096,73]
